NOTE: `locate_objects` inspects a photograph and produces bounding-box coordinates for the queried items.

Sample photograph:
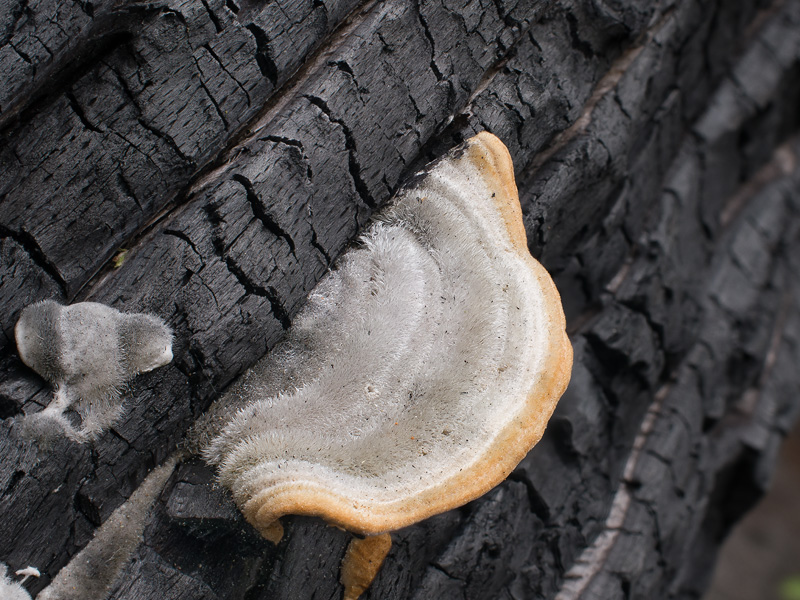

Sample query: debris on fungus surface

[15,300,173,443]
[193,132,572,594]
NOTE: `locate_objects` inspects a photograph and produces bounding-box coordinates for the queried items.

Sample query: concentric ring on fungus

[195,132,573,541]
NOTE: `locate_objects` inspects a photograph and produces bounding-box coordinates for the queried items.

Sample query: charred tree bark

[2,0,800,598]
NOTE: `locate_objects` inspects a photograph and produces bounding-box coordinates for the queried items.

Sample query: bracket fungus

[195,131,572,549]
[15,300,173,442]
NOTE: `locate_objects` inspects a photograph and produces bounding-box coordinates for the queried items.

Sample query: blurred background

[706,422,800,600]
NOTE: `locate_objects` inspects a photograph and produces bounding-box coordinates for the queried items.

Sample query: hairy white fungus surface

[194,132,572,538]
[0,564,32,600]
[15,300,173,442]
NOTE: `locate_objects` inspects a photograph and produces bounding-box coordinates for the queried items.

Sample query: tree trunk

[2,0,800,598]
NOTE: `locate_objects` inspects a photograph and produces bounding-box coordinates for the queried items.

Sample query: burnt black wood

[2,0,800,598]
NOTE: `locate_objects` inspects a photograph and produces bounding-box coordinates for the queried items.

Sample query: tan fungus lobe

[340,533,392,600]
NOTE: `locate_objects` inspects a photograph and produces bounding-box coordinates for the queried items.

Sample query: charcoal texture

[2,0,800,598]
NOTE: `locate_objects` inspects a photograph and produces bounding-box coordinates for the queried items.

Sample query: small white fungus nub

[15,300,173,442]
[14,567,39,582]
[193,132,572,538]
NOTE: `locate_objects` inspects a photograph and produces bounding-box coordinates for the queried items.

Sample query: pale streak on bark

[37,453,182,600]
[555,383,671,600]
[523,8,675,179]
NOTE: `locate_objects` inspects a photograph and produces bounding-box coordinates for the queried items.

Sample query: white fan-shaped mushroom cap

[198,132,572,537]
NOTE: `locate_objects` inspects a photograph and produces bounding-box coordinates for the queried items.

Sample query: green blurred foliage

[779,575,800,600]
